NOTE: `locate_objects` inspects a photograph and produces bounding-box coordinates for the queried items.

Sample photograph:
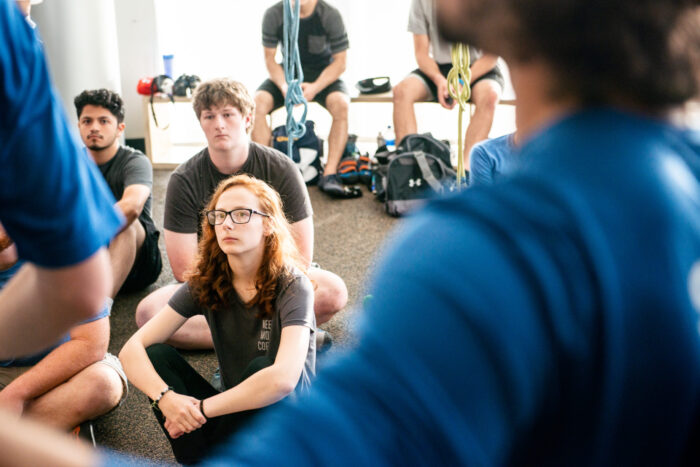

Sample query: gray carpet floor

[96,168,398,463]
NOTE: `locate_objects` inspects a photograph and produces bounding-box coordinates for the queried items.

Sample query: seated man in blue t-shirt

[468,131,518,186]
[0,225,126,440]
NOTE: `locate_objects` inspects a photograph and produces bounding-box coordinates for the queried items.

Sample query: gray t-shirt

[408,0,480,65]
[262,0,349,79]
[164,142,312,236]
[169,269,316,392]
[98,145,156,232]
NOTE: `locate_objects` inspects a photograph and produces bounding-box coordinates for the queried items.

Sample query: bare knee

[472,83,501,114]
[74,364,123,419]
[254,91,274,118]
[311,270,348,324]
[326,93,349,121]
[135,284,178,328]
[392,78,422,106]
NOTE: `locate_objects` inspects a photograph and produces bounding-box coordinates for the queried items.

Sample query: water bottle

[376,132,386,149]
[384,125,396,151]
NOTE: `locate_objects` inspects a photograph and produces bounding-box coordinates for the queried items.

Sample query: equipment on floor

[282,0,308,158]
[272,120,324,185]
[447,43,471,188]
[372,133,457,217]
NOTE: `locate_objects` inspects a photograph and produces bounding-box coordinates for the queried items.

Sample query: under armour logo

[408,178,422,188]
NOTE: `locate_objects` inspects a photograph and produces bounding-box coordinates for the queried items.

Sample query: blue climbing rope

[283,0,307,157]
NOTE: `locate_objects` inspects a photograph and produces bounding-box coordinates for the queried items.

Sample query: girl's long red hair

[187,174,306,317]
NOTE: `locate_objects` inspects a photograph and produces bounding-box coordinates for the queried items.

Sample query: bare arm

[264,46,288,96]
[0,410,97,467]
[469,54,499,83]
[164,229,198,282]
[119,305,206,434]
[0,248,112,359]
[0,317,109,415]
[289,217,314,266]
[414,34,454,109]
[202,325,310,417]
[115,184,150,229]
[303,51,347,100]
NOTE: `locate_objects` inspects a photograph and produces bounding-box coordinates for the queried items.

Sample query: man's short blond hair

[192,78,256,132]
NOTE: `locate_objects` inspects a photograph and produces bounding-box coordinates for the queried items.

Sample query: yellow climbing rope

[447,43,471,188]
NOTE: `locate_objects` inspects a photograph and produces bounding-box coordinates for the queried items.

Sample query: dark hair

[74,89,125,123]
[438,0,700,110]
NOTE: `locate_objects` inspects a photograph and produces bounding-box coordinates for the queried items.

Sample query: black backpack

[397,133,452,167]
[382,150,457,217]
[272,121,325,185]
[372,133,458,217]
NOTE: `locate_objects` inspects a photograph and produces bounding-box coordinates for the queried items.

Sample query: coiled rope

[447,43,471,189]
[283,0,308,157]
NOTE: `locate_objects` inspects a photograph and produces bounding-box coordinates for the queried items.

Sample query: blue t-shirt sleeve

[0,0,123,268]
[469,143,494,186]
[205,196,555,465]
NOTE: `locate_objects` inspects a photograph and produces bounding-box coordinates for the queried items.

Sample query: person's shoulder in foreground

[199,108,700,467]
[0,0,121,266]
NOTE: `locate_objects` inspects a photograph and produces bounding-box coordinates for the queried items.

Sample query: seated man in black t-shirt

[251,0,352,198]
[74,89,163,299]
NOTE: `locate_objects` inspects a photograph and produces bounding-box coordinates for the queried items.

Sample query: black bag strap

[150,76,174,130]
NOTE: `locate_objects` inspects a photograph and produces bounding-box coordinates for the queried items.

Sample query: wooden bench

[143,93,517,168]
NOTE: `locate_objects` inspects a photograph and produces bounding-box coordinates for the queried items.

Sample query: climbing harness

[283,0,308,158]
[447,43,471,189]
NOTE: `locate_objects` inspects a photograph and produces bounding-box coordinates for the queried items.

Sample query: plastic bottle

[377,132,386,149]
[384,125,396,150]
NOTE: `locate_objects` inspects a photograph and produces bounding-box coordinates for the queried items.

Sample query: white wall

[114,0,160,140]
[32,0,122,127]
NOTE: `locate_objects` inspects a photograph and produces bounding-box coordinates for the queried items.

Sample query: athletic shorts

[408,62,505,103]
[0,352,128,407]
[257,77,349,112]
[119,220,162,294]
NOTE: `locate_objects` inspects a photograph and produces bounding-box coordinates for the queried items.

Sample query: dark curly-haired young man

[75,89,162,298]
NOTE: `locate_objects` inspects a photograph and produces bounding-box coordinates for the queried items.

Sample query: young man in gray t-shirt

[135,78,348,350]
[251,0,354,198]
[74,89,162,299]
[393,0,505,169]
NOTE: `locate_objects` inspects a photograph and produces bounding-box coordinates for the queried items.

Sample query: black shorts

[119,220,162,294]
[409,63,505,103]
[257,77,349,112]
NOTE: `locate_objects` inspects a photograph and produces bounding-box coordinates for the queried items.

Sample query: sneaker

[318,174,363,199]
[337,156,359,184]
[316,329,333,355]
[72,421,96,447]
